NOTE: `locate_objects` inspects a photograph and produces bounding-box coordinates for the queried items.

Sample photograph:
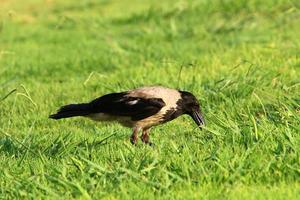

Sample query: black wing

[89,92,165,121]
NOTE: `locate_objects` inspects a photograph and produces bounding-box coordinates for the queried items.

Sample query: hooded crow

[49,86,205,145]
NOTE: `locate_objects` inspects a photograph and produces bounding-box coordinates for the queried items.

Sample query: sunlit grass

[0,0,299,199]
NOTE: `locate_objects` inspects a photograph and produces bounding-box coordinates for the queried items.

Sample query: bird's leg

[141,128,151,145]
[130,127,140,145]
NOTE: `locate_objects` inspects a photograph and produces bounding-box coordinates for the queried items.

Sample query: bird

[49,86,205,145]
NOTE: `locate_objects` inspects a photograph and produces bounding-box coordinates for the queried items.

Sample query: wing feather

[89,92,165,121]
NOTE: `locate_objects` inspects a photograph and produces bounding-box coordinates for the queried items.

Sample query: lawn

[0,0,299,199]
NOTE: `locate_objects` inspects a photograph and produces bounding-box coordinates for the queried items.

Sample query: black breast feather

[89,92,166,121]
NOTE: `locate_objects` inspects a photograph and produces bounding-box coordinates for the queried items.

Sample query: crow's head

[179,91,205,127]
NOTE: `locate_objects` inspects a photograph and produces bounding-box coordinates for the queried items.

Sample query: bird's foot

[130,134,138,145]
[141,134,154,146]
[141,133,148,143]
[130,127,140,145]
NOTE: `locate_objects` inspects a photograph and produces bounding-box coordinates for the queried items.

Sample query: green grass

[0,0,300,199]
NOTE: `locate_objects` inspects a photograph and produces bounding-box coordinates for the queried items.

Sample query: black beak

[191,110,205,128]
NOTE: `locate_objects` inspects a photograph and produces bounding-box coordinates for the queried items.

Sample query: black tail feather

[49,103,91,119]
